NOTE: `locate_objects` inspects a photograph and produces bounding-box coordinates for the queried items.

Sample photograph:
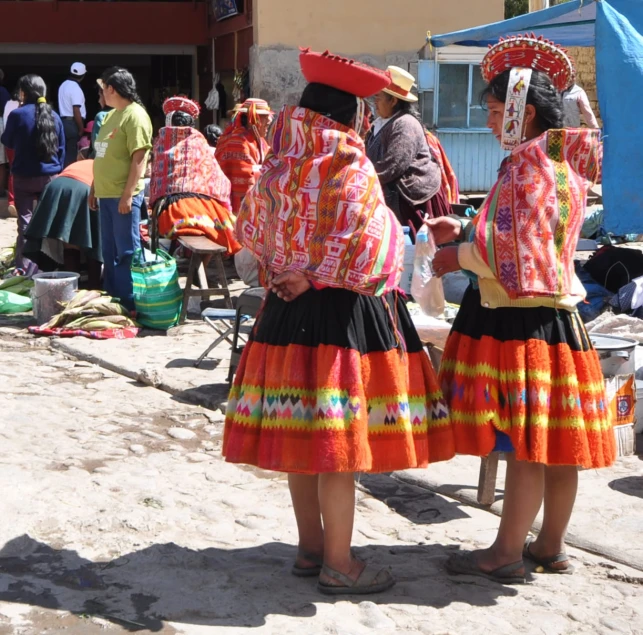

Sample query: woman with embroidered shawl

[430,36,615,584]
[223,49,454,595]
[149,96,240,255]
[215,98,272,214]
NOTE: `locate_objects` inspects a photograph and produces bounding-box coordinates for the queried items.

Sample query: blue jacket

[1,104,65,177]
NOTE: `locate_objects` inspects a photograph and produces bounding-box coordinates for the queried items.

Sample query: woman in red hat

[430,36,615,584]
[223,49,454,595]
[149,96,240,255]
[215,98,272,214]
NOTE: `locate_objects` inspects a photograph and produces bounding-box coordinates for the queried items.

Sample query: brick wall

[567,46,601,125]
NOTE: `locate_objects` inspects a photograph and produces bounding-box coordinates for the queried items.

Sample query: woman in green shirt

[90,67,152,311]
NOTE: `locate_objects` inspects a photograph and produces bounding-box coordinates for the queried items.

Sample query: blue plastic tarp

[430,1,596,48]
[596,0,643,235]
[430,0,643,236]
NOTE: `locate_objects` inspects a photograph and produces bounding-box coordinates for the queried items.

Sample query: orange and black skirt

[439,287,616,468]
[223,288,455,474]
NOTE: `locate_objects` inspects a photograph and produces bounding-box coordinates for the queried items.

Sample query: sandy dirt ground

[1,217,643,634]
[0,336,642,635]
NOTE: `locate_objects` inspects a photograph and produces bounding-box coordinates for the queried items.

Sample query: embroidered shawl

[237,106,404,296]
[150,127,231,209]
[425,130,460,205]
[215,120,270,213]
[473,128,602,299]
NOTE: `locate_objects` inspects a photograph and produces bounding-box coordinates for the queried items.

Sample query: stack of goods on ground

[0,246,14,278]
[0,274,34,314]
[576,245,643,324]
[29,290,140,340]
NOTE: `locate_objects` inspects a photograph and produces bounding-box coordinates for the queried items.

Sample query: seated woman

[215,98,272,213]
[367,66,450,235]
[23,158,102,289]
[149,96,240,255]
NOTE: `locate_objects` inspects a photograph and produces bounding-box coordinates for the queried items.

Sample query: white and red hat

[383,66,417,103]
[162,96,201,126]
[481,34,575,151]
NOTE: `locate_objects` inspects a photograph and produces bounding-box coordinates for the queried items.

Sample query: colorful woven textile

[215,120,269,213]
[224,288,454,473]
[150,127,231,209]
[472,128,601,300]
[29,325,139,340]
[237,106,404,296]
[439,287,615,468]
[425,130,460,205]
[158,195,241,255]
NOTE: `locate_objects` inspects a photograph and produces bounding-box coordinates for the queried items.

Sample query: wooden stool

[477,453,501,506]
[178,236,232,324]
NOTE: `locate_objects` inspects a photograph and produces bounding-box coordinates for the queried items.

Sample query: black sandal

[445,551,526,585]
[523,537,575,575]
[291,552,323,578]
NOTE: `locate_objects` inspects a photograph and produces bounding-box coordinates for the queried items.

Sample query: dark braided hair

[481,69,564,132]
[18,74,59,161]
[100,67,144,107]
[203,124,223,148]
[171,111,195,127]
[299,82,357,127]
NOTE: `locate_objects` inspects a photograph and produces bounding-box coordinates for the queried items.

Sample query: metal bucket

[31,272,80,326]
[590,334,637,378]
[591,334,638,456]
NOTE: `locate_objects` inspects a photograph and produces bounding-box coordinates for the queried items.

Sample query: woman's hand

[88,186,98,211]
[425,217,463,246]
[118,195,133,215]
[432,246,460,278]
[271,271,311,302]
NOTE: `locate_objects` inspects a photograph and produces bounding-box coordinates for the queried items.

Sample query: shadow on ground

[359,473,471,525]
[0,535,516,632]
[609,475,643,499]
[171,383,230,409]
[0,313,33,331]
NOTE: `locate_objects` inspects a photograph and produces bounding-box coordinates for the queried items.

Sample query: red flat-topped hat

[163,96,201,119]
[481,33,575,92]
[299,48,391,98]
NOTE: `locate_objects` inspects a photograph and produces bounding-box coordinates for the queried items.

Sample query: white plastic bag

[410,225,445,319]
[234,248,260,287]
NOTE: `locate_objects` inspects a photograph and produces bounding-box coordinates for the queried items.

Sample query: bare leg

[318,472,365,585]
[288,474,324,568]
[528,465,578,569]
[475,453,545,572]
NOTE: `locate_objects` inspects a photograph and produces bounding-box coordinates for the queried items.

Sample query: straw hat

[238,98,273,115]
[383,66,418,103]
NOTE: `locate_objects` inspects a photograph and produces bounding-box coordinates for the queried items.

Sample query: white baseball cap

[71,62,87,77]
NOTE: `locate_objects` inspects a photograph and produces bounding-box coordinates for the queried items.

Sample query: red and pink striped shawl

[237,106,404,296]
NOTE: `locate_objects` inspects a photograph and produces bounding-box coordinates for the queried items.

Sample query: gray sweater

[366,112,441,206]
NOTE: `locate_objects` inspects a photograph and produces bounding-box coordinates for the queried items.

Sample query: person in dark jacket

[366,66,450,236]
[1,74,65,276]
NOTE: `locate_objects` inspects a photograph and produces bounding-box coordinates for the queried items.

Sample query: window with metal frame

[436,63,487,129]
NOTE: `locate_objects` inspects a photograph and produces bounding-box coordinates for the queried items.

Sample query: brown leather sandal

[446,551,526,584]
[317,564,395,595]
[523,537,575,574]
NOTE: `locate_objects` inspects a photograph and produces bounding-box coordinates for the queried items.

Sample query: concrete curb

[393,470,643,574]
[50,339,228,412]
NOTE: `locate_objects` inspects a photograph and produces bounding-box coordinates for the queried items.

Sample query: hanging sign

[213,0,239,21]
